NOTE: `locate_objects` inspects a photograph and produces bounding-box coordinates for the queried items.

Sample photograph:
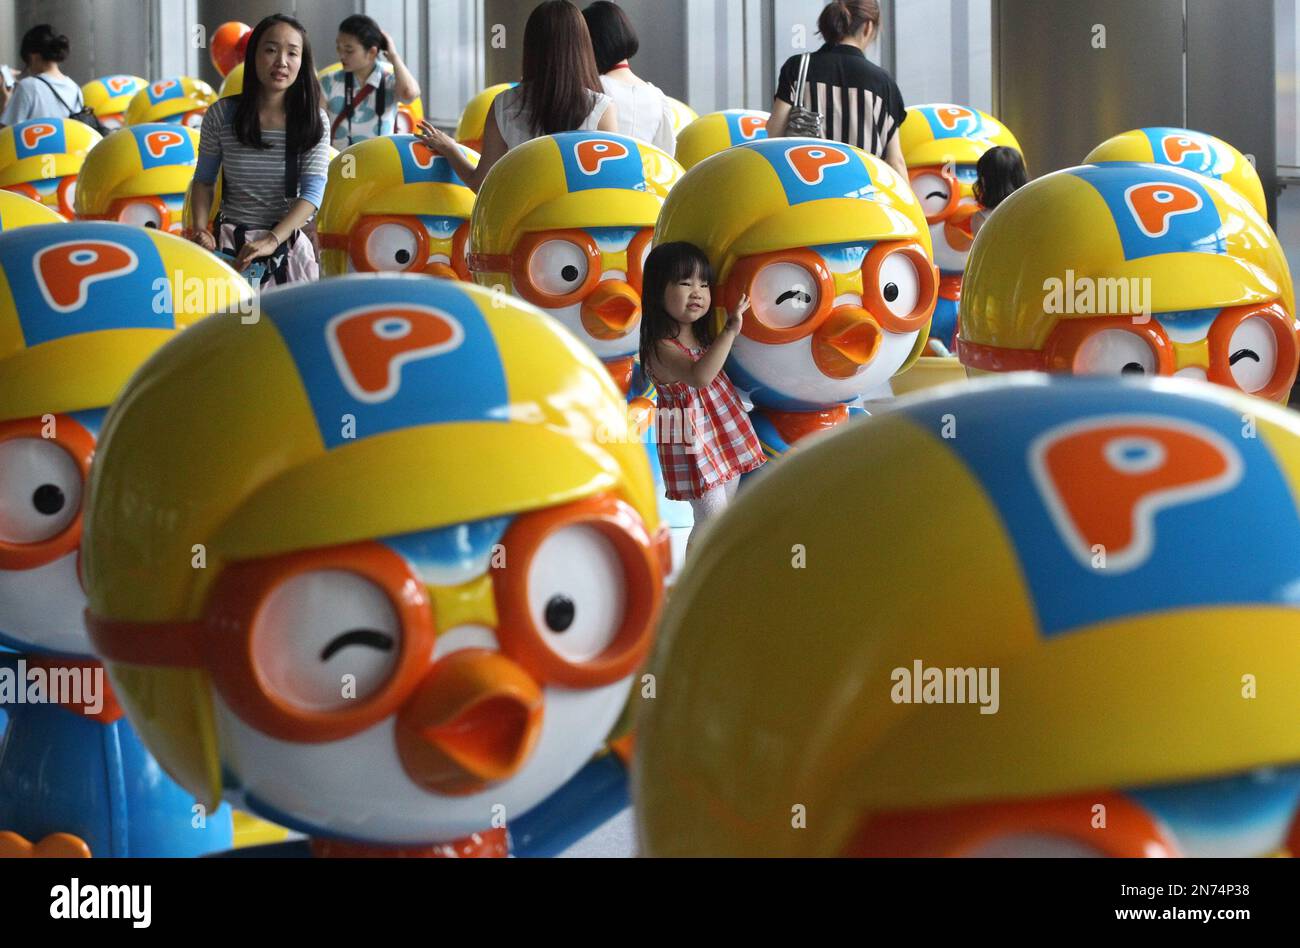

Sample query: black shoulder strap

[34,75,76,116]
[284,123,300,199]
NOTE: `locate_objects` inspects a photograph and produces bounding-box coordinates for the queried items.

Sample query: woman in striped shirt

[768,0,907,179]
[188,14,331,286]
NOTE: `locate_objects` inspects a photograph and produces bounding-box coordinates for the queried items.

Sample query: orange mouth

[812,305,883,379]
[395,649,544,797]
[943,204,979,248]
[580,281,642,339]
[423,261,462,281]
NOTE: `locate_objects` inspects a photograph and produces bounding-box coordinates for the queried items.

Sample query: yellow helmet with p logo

[318,135,478,277]
[957,162,1297,403]
[74,125,200,234]
[1085,127,1267,220]
[82,276,661,810]
[125,76,217,128]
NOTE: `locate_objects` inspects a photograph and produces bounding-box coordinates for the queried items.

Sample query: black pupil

[144,221,158,228]
[1121,362,1146,375]
[33,484,65,516]
[395,248,411,265]
[544,594,575,632]
[883,282,899,302]
[561,265,580,283]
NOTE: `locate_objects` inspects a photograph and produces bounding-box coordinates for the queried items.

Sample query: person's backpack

[785,53,825,138]
[35,75,108,135]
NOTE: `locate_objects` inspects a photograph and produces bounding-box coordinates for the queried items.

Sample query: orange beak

[812,305,883,379]
[395,649,544,797]
[943,203,979,248]
[423,261,462,281]
[580,281,642,339]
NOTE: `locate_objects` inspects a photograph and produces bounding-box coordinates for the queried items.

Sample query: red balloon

[211,21,251,77]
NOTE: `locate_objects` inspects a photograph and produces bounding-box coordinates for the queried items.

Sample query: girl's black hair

[973,146,1028,210]
[338,14,389,53]
[639,242,716,378]
[583,1,639,74]
[518,0,604,136]
[234,14,324,155]
[20,24,70,63]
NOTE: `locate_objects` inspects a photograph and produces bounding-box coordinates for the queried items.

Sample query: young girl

[971,145,1028,236]
[639,242,765,555]
[323,14,421,150]
[188,14,330,286]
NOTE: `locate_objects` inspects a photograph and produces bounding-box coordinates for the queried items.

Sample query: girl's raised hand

[724,293,748,335]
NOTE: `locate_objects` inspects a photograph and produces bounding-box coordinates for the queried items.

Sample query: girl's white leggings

[685,477,740,557]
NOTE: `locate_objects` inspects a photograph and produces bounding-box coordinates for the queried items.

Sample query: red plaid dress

[651,338,766,500]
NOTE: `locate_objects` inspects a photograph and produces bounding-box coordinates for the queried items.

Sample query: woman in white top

[583,1,675,156]
[419,0,618,192]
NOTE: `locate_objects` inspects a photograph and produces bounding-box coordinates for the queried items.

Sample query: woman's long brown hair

[517,0,604,136]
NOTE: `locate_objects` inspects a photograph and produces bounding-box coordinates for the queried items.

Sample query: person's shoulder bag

[35,75,107,134]
[785,53,824,138]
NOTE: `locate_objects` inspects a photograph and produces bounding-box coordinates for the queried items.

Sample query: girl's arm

[381,31,420,103]
[418,110,506,192]
[651,296,747,389]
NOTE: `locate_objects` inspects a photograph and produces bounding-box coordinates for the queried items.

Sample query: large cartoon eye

[875,250,921,318]
[364,222,422,271]
[252,570,401,712]
[910,173,951,217]
[0,438,82,544]
[1226,316,1278,393]
[1073,329,1158,376]
[182,109,206,130]
[100,116,124,131]
[750,262,820,329]
[117,200,164,228]
[528,239,590,297]
[526,525,626,664]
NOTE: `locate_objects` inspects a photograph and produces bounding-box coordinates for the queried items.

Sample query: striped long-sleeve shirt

[195,97,330,230]
[775,43,906,157]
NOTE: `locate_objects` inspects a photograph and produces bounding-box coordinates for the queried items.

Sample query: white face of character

[908,164,979,273]
[0,425,91,655]
[728,242,923,407]
[213,516,639,845]
[518,226,653,362]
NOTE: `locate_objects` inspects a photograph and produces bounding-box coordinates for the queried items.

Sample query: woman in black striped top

[769,0,907,179]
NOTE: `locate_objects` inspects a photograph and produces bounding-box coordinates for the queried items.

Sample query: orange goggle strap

[88,542,437,744]
[322,219,471,278]
[468,228,655,308]
[0,415,95,571]
[959,304,1299,400]
[908,165,962,223]
[728,242,938,343]
[91,195,176,230]
[87,495,668,736]
[843,792,1181,857]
